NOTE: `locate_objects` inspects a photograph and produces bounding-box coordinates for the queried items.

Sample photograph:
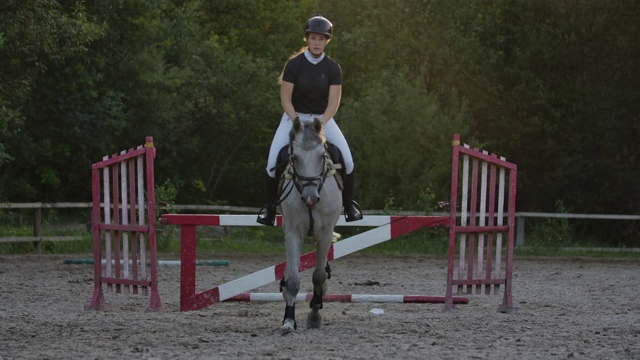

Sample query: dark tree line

[1,0,639,244]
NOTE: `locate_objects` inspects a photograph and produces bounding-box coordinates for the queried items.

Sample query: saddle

[273,142,345,192]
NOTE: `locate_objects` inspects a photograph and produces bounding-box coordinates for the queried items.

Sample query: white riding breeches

[265,113,355,178]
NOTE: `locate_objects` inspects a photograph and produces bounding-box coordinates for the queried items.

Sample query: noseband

[288,140,330,197]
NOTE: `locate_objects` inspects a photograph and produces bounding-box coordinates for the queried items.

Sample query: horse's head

[289,117,327,207]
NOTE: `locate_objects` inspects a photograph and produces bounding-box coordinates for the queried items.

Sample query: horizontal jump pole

[64,258,230,266]
[159,214,450,311]
[226,293,469,304]
[160,214,435,228]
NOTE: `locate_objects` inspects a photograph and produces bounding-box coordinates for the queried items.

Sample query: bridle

[287,139,331,198]
[284,138,334,236]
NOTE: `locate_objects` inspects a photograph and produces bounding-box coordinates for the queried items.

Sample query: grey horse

[279,117,342,334]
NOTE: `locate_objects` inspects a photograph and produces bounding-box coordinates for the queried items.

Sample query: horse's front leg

[280,230,302,334]
[307,228,333,329]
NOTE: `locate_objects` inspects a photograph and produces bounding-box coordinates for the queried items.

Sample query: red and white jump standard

[86,137,161,311]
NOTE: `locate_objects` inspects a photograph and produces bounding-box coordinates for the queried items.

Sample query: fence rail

[2,202,639,250]
[0,202,93,252]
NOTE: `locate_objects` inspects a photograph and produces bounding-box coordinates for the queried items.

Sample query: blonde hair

[278,47,307,84]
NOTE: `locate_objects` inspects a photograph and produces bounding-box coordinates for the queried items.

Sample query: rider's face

[306,33,328,57]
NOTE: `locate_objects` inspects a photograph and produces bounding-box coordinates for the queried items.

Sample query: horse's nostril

[301,196,318,207]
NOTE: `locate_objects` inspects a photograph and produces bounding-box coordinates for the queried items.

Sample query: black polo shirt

[282,52,342,115]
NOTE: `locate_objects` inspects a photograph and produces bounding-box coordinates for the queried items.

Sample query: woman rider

[257,15,363,226]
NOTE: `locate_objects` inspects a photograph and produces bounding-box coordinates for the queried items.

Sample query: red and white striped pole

[226,293,469,304]
[159,214,450,311]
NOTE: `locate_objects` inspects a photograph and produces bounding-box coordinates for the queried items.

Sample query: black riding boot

[257,174,278,226]
[343,171,363,222]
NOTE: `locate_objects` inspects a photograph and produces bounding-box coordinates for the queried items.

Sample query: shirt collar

[304,49,325,65]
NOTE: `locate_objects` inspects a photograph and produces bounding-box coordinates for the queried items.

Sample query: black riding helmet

[304,16,333,39]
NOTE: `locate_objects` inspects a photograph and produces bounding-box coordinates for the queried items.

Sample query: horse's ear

[292,116,302,133]
[313,118,323,133]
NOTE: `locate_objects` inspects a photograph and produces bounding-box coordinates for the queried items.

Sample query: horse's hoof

[306,311,322,329]
[279,319,297,335]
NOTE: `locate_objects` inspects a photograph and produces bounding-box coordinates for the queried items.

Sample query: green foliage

[383,194,400,214]
[526,201,573,248]
[156,178,178,206]
[1,1,639,245]
[339,71,469,209]
[416,186,439,214]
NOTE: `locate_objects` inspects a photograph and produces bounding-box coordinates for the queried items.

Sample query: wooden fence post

[33,207,42,253]
[516,217,525,247]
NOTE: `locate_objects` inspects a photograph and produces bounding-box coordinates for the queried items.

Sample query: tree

[0,0,105,200]
[2,0,640,244]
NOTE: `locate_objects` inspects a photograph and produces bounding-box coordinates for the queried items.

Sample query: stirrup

[344,201,363,222]
[256,205,276,226]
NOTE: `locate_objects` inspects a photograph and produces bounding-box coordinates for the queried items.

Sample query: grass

[2,223,639,259]
[0,222,452,255]
[156,225,451,255]
[1,208,639,259]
